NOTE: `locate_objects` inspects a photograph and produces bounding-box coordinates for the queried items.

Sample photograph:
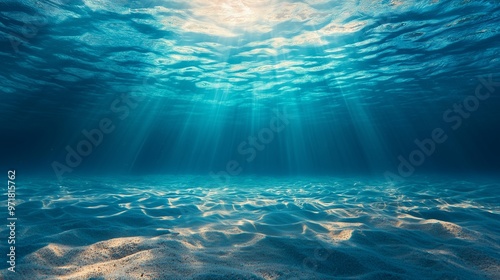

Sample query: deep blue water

[0,0,500,279]
[0,0,499,179]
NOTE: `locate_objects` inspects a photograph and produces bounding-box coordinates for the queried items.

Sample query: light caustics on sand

[1,176,499,279]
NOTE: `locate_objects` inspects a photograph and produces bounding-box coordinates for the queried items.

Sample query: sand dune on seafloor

[9,233,341,280]
[6,223,500,280]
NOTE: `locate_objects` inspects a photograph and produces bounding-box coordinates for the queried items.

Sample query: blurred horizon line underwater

[1,0,500,279]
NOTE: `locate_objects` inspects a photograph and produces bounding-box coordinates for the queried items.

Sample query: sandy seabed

[1,176,499,279]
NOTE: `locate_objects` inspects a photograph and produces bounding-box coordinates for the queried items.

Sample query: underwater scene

[0,0,499,279]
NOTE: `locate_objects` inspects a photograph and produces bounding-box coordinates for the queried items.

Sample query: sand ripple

[1,175,499,279]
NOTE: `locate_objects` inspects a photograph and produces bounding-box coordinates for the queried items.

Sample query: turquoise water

[0,0,499,177]
[1,0,500,279]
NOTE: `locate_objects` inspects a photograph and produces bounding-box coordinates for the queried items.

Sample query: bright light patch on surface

[205,0,259,26]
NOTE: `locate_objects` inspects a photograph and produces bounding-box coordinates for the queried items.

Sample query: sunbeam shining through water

[0,0,499,279]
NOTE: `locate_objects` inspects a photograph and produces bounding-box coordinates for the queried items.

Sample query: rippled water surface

[1,1,499,119]
[1,0,500,175]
